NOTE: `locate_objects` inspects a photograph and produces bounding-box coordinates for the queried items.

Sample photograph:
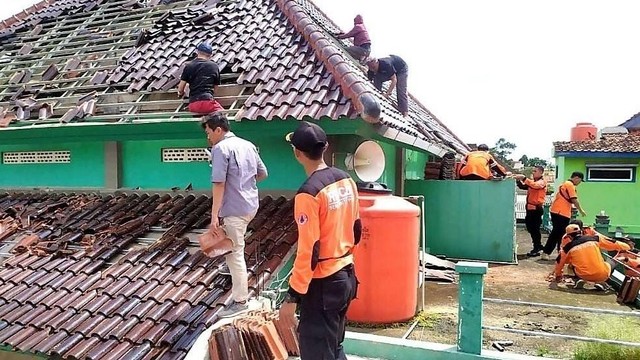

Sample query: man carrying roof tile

[366,55,409,117]
[178,42,223,115]
[199,112,268,318]
[280,121,361,360]
[542,171,587,261]
[458,144,509,180]
[335,14,372,62]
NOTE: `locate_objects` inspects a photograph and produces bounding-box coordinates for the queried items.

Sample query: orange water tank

[347,183,421,323]
[570,122,597,141]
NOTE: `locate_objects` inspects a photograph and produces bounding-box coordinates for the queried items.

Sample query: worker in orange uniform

[554,224,630,290]
[541,171,587,260]
[515,165,547,257]
[279,121,361,360]
[459,144,510,180]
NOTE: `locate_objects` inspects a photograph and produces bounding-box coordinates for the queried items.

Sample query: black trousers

[525,207,544,251]
[298,264,358,360]
[543,213,570,255]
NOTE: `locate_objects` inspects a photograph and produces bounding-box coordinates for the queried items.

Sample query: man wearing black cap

[279,121,361,360]
[178,42,223,115]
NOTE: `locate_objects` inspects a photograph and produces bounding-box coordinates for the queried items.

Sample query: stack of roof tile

[209,310,299,360]
[0,192,296,359]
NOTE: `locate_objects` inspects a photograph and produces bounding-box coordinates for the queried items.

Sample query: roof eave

[555,151,640,158]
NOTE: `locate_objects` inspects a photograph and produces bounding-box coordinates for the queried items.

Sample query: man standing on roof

[514,166,547,257]
[542,171,587,260]
[178,42,223,115]
[458,144,509,180]
[366,55,409,117]
[279,121,360,360]
[553,224,630,290]
[335,15,371,62]
[199,112,268,318]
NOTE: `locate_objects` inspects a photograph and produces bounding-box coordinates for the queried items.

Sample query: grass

[573,316,640,360]
[347,311,443,330]
[536,345,551,357]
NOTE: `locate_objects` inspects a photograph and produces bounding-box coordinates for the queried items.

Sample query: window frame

[585,164,636,183]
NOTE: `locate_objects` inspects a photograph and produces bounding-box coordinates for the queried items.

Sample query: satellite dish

[344,140,386,182]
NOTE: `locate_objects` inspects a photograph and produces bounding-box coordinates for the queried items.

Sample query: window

[2,151,71,164]
[586,165,636,182]
[162,148,209,163]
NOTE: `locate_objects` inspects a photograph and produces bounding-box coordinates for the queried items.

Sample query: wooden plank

[421,253,456,270]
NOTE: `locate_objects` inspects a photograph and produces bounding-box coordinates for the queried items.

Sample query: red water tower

[570,122,597,141]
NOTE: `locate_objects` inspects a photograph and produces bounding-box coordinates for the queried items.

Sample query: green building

[0,1,469,194]
[553,133,640,235]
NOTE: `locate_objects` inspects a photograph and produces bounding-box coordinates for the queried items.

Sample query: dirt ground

[348,227,637,359]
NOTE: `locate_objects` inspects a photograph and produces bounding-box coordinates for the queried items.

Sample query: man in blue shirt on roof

[198,112,268,318]
[366,55,409,117]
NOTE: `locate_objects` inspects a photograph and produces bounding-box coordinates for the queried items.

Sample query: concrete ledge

[344,331,549,360]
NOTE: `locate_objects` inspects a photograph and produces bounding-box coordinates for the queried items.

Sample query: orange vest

[523,177,547,210]
[459,151,494,179]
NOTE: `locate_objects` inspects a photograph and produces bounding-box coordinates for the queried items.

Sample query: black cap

[285,121,327,153]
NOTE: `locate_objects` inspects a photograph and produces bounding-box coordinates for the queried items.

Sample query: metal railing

[455,262,640,356]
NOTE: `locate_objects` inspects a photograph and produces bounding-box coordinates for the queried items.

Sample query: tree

[525,157,549,168]
[491,138,517,166]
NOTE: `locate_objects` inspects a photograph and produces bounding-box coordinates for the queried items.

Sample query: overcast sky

[4,1,640,160]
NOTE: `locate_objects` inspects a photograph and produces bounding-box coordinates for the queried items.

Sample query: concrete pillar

[455,261,488,355]
[395,147,405,196]
[104,141,121,190]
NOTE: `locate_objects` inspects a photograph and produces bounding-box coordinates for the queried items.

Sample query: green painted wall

[405,149,428,180]
[556,156,640,234]
[0,120,414,194]
[0,142,105,188]
[121,139,210,190]
[405,179,516,263]
[378,141,397,191]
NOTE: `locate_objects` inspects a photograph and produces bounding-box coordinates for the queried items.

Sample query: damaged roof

[0,0,469,155]
[0,192,295,359]
[554,133,640,154]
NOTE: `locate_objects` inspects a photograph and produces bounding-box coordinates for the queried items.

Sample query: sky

[4,1,640,161]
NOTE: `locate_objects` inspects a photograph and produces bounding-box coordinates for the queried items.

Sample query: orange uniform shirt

[523,177,547,210]
[550,180,577,218]
[555,235,631,282]
[289,167,361,296]
[459,151,506,179]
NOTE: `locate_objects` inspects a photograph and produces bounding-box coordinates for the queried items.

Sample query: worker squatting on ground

[514,166,547,257]
[178,43,224,115]
[198,112,268,318]
[279,121,361,360]
[366,55,409,117]
[458,144,510,180]
[335,15,372,62]
[542,172,586,260]
[553,224,630,290]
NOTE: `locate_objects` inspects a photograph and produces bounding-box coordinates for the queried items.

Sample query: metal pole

[483,325,640,348]
[483,297,640,318]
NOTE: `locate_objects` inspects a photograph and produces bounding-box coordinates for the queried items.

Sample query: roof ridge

[275,0,376,121]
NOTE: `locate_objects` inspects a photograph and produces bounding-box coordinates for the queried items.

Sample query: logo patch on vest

[297,213,308,225]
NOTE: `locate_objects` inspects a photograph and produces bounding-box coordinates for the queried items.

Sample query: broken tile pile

[422,254,457,283]
[209,310,299,360]
[0,192,297,359]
